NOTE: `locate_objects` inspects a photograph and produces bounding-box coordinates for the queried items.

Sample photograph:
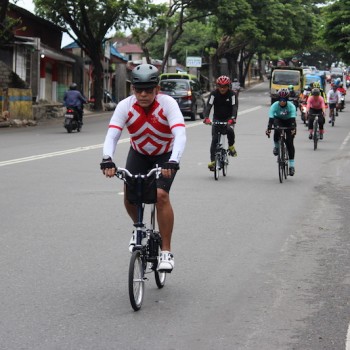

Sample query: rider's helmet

[131,64,159,88]
[331,83,337,90]
[216,75,231,86]
[288,84,294,91]
[69,83,77,90]
[277,88,290,99]
[339,82,343,87]
[313,81,321,88]
[311,88,320,96]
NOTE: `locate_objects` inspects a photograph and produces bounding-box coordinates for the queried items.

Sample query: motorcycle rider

[337,82,346,110]
[287,84,298,111]
[63,83,87,125]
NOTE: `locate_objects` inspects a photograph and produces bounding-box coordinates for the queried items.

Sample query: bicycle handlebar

[115,167,162,180]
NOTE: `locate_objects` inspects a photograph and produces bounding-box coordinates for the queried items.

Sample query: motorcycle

[300,102,307,124]
[64,106,82,133]
[339,94,345,111]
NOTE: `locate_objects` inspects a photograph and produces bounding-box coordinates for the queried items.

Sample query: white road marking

[347,324,350,350]
[0,106,263,167]
[340,131,350,150]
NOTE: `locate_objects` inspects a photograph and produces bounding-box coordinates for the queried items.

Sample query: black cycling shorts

[125,147,176,193]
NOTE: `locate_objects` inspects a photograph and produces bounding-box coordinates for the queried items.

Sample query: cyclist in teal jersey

[266,88,297,176]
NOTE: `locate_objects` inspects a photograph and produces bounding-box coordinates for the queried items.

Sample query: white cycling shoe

[157,251,174,272]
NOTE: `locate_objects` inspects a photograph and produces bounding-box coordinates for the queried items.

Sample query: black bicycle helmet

[131,64,159,88]
[70,83,77,90]
[311,88,320,96]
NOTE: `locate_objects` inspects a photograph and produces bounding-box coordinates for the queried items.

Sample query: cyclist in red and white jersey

[100,64,186,272]
[306,88,326,140]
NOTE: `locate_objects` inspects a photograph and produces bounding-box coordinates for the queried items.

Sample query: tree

[322,0,350,64]
[33,0,155,110]
[0,0,22,47]
[131,0,218,73]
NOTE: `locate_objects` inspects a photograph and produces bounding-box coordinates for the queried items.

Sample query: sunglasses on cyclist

[134,87,156,94]
[218,84,229,88]
[279,98,288,102]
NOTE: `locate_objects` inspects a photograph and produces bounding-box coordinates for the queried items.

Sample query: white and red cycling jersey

[103,94,186,163]
[327,89,342,104]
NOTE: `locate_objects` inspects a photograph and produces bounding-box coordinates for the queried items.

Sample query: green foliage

[322,0,350,63]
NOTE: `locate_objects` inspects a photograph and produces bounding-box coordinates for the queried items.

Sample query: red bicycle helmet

[277,88,290,99]
[216,75,231,86]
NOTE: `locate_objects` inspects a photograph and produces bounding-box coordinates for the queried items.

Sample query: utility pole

[163,0,172,73]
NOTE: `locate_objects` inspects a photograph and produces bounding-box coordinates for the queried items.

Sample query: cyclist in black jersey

[203,76,238,171]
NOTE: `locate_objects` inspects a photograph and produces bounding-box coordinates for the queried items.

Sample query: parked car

[159,73,205,121]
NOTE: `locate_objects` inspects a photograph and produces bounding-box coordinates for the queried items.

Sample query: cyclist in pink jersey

[306,88,326,140]
[100,64,186,272]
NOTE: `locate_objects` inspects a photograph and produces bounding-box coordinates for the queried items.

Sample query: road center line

[340,131,350,150]
[0,106,263,167]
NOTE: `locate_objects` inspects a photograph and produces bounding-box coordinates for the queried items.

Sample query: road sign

[186,56,202,68]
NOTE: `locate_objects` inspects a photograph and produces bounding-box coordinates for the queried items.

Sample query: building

[0,3,76,104]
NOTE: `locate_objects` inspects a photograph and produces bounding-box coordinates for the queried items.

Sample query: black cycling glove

[100,156,116,170]
[163,161,180,171]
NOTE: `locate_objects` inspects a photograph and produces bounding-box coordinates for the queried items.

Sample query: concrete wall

[1,88,33,120]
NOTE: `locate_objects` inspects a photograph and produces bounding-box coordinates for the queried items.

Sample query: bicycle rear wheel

[128,250,145,311]
[313,120,318,150]
[214,153,220,180]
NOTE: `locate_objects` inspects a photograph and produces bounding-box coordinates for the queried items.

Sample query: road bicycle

[310,114,320,150]
[211,121,230,181]
[115,167,166,311]
[269,126,294,183]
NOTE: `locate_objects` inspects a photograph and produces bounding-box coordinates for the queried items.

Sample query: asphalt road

[1,82,350,350]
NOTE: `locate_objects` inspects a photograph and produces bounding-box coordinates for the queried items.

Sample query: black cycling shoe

[320,133,323,140]
[289,167,295,176]
[308,133,312,140]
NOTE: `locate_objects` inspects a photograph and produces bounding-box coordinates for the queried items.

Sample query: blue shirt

[268,101,296,120]
[63,90,86,109]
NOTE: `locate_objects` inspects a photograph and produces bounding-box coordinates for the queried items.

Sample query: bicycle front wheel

[222,151,228,177]
[278,142,284,183]
[283,141,289,180]
[128,250,145,311]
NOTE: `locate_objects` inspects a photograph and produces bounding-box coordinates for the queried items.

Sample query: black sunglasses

[134,87,156,94]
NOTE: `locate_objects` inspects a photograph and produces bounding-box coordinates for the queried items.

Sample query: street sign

[186,56,202,68]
